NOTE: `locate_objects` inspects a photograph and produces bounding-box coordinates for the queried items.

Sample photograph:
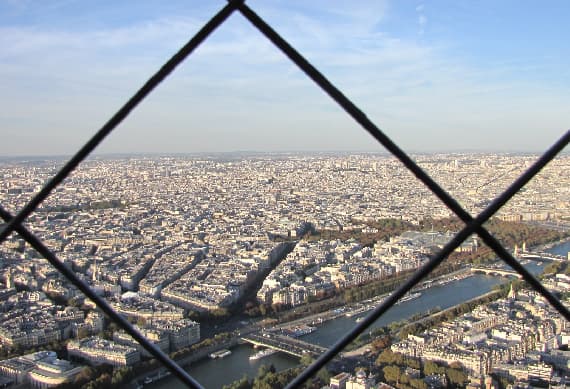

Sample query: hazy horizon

[2,146,569,162]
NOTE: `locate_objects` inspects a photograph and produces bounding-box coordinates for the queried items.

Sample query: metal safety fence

[1,1,569,388]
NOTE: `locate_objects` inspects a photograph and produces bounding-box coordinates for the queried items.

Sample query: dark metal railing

[1,1,568,387]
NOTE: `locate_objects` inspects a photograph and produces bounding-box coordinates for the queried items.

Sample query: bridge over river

[514,242,568,262]
[471,266,522,279]
[519,251,567,262]
[241,331,332,359]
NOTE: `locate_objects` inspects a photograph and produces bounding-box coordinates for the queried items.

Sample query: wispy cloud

[1,0,568,155]
[418,15,427,35]
[416,3,427,35]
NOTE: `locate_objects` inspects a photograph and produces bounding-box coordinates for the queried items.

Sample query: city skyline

[1,0,569,156]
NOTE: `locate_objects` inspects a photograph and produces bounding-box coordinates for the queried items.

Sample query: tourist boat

[249,348,277,361]
[209,349,232,359]
[395,292,421,305]
[345,306,367,317]
[311,317,324,325]
[355,316,364,323]
[289,325,316,337]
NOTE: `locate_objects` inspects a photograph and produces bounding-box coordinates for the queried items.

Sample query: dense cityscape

[0,153,569,389]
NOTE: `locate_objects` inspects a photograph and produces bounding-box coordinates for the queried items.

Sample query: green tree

[383,365,401,384]
[300,354,315,367]
[376,349,403,366]
[411,378,428,389]
[259,304,268,316]
[423,360,443,376]
[316,367,331,385]
[256,364,270,378]
[405,357,421,370]
[253,371,282,389]
[76,326,90,339]
[71,366,95,386]
[223,375,252,389]
[446,367,468,387]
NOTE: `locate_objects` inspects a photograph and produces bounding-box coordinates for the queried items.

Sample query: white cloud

[2,1,567,154]
[418,14,427,35]
[415,3,427,36]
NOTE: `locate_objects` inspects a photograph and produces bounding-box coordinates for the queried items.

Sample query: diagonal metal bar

[286,132,569,389]
[0,205,205,389]
[236,3,569,316]
[0,1,241,245]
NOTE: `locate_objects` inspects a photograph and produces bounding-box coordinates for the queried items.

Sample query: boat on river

[249,348,277,361]
[345,306,368,317]
[291,325,316,337]
[209,349,232,359]
[395,292,421,305]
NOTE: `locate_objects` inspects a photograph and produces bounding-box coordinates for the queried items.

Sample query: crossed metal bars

[0,1,568,388]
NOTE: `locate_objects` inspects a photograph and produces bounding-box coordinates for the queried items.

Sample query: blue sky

[1,0,568,156]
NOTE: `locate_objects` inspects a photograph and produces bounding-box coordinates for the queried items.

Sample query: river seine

[151,240,569,388]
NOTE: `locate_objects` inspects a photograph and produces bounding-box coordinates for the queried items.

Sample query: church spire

[507,283,517,300]
[92,257,98,282]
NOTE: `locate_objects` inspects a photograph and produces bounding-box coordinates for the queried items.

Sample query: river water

[152,240,570,389]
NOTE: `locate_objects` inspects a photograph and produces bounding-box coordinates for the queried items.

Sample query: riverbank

[533,236,570,251]
[397,289,503,338]
[148,274,530,388]
[138,262,538,387]
[340,239,570,359]
[146,240,569,388]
